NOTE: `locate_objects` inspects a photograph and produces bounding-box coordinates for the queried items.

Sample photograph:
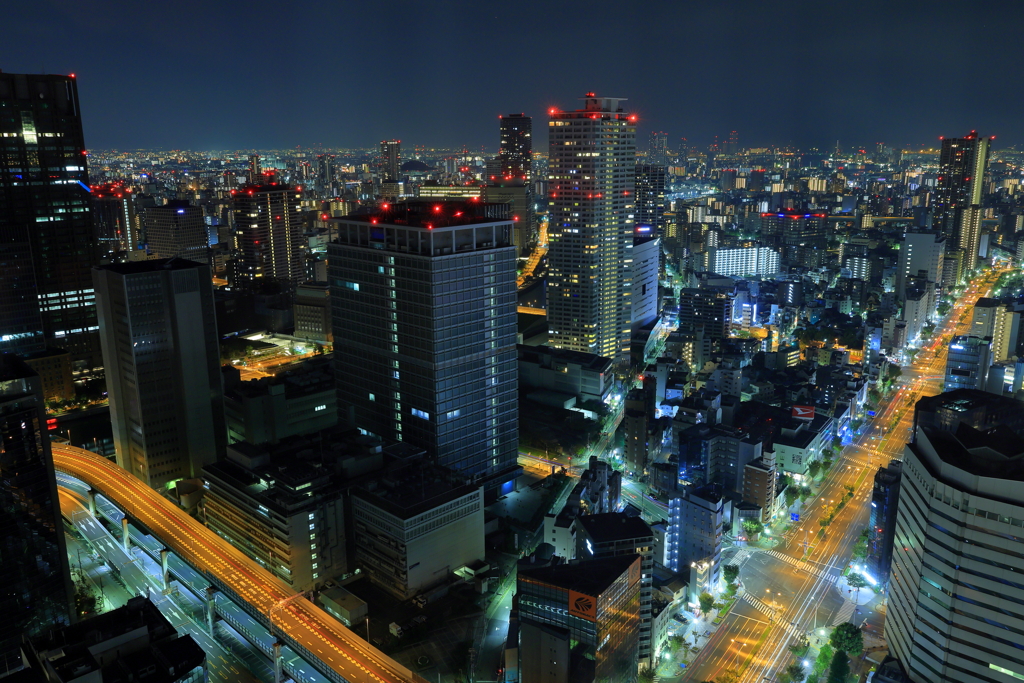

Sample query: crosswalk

[729,548,753,565]
[740,593,801,638]
[832,600,856,626]
[763,549,839,584]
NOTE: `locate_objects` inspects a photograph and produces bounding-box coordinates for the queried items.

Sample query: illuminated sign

[568,590,597,622]
[586,538,594,555]
[792,405,815,420]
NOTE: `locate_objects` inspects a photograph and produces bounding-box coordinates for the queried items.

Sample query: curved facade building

[886,423,1024,683]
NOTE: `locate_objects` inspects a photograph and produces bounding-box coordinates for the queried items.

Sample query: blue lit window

[412,408,430,420]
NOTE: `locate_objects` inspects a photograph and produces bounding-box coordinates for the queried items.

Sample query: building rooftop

[518,554,639,598]
[342,200,512,229]
[517,344,614,374]
[94,257,207,276]
[919,423,1024,482]
[576,512,653,544]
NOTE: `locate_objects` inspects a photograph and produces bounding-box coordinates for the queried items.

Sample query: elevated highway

[51,444,428,683]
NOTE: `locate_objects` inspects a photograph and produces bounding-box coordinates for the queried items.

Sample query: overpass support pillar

[273,641,283,683]
[204,587,218,634]
[121,517,130,552]
[159,549,170,591]
[87,488,97,515]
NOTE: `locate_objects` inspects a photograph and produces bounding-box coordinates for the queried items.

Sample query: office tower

[93,259,224,489]
[971,298,1020,362]
[517,554,641,683]
[498,113,532,181]
[293,282,332,342]
[707,246,780,277]
[649,131,670,164]
[92,183,140,258]
[742,453,777,525]
[635,165,667,234]
[327,201,519,494]
[247,154,262,184]
[483,180,532,253]
[231,183,304,292]
[631,234,661,330]
[887,423,1024,683]
[379,139,401,180]
[547,93,637,362]
[203,442,347,591]
[144,200,209,263]
[677,288,730,340]
[574,513,653,666]
[866,461,901,589]
[944,335,992,392]
[759,209,828,250]
[0,354,75,660]
[316,153,335,196]
[934,131,990,244]
[896,230,945,300]
[667,484,723,598]
[0,72,99,361]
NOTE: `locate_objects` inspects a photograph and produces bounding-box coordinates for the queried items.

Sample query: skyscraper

[944,334,992,392]
[887,423,1024,683]
[92,183,139,259]
[327,201,519,494]
[0,354,75,660]
[934,132,990,268]
[379,139,401,181]
[547,93,637,362]
[231,183,305,292]
[635,164,667,234]
[896,230,944,301]
[93,259,224,490]
[0,72,99,362]
[498,114,532,181]
[866,461,901,589]
[144,200,209,264]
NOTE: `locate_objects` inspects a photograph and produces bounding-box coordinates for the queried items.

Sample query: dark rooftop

[94,257,207,275]
[518,344,614,374]
[575,512,653,544]
[920,423,1024,482]
[518,554,639,598]
[342,199,511,229]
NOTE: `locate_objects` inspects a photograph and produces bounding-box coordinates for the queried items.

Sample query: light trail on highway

[51,444,428,683]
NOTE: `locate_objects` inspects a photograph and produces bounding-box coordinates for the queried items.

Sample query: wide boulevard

[681,267,1003,683]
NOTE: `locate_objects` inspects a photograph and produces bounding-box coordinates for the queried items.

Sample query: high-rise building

[649,131,670,165]
[707,246,780,277]
[887,423,1024,683]
[92,183,140,258]
[970,298,1020,362]
[0,354,75,660]
[944,335,992,392]
[316,153,335,196]
[547,94,637,362]
[93,259,225,490]
[517,554,641,683]
[327,201,519,494]
[631,235,661,330]
[635,165,667,234]
[667,484,723,600]
[866,460,901,589]
[144,200,209,264]
[934,131,990,245]
[0,72,99,362]
[498,114,532,181]
[574,513,653,666]
[379,139,401,181]
[959,204,984,273]
[231,183,305,292]
[677,288,730,340]
[483,180,532,253]
[896,231,944,301]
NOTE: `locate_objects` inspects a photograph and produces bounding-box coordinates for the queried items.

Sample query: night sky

[5,0,1021,152]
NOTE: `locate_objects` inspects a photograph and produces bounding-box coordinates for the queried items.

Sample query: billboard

[568,590,597,622]
[792,405,815,420]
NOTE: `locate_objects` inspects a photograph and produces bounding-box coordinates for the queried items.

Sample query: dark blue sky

[5,0,1021,152]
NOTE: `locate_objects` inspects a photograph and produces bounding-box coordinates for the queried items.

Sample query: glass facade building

[327,201,519,494]
[517,554,641,683]
[0,73,99,362]
[0,354,75,663]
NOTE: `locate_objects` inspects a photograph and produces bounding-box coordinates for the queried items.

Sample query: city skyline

[4,0,1022,151]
